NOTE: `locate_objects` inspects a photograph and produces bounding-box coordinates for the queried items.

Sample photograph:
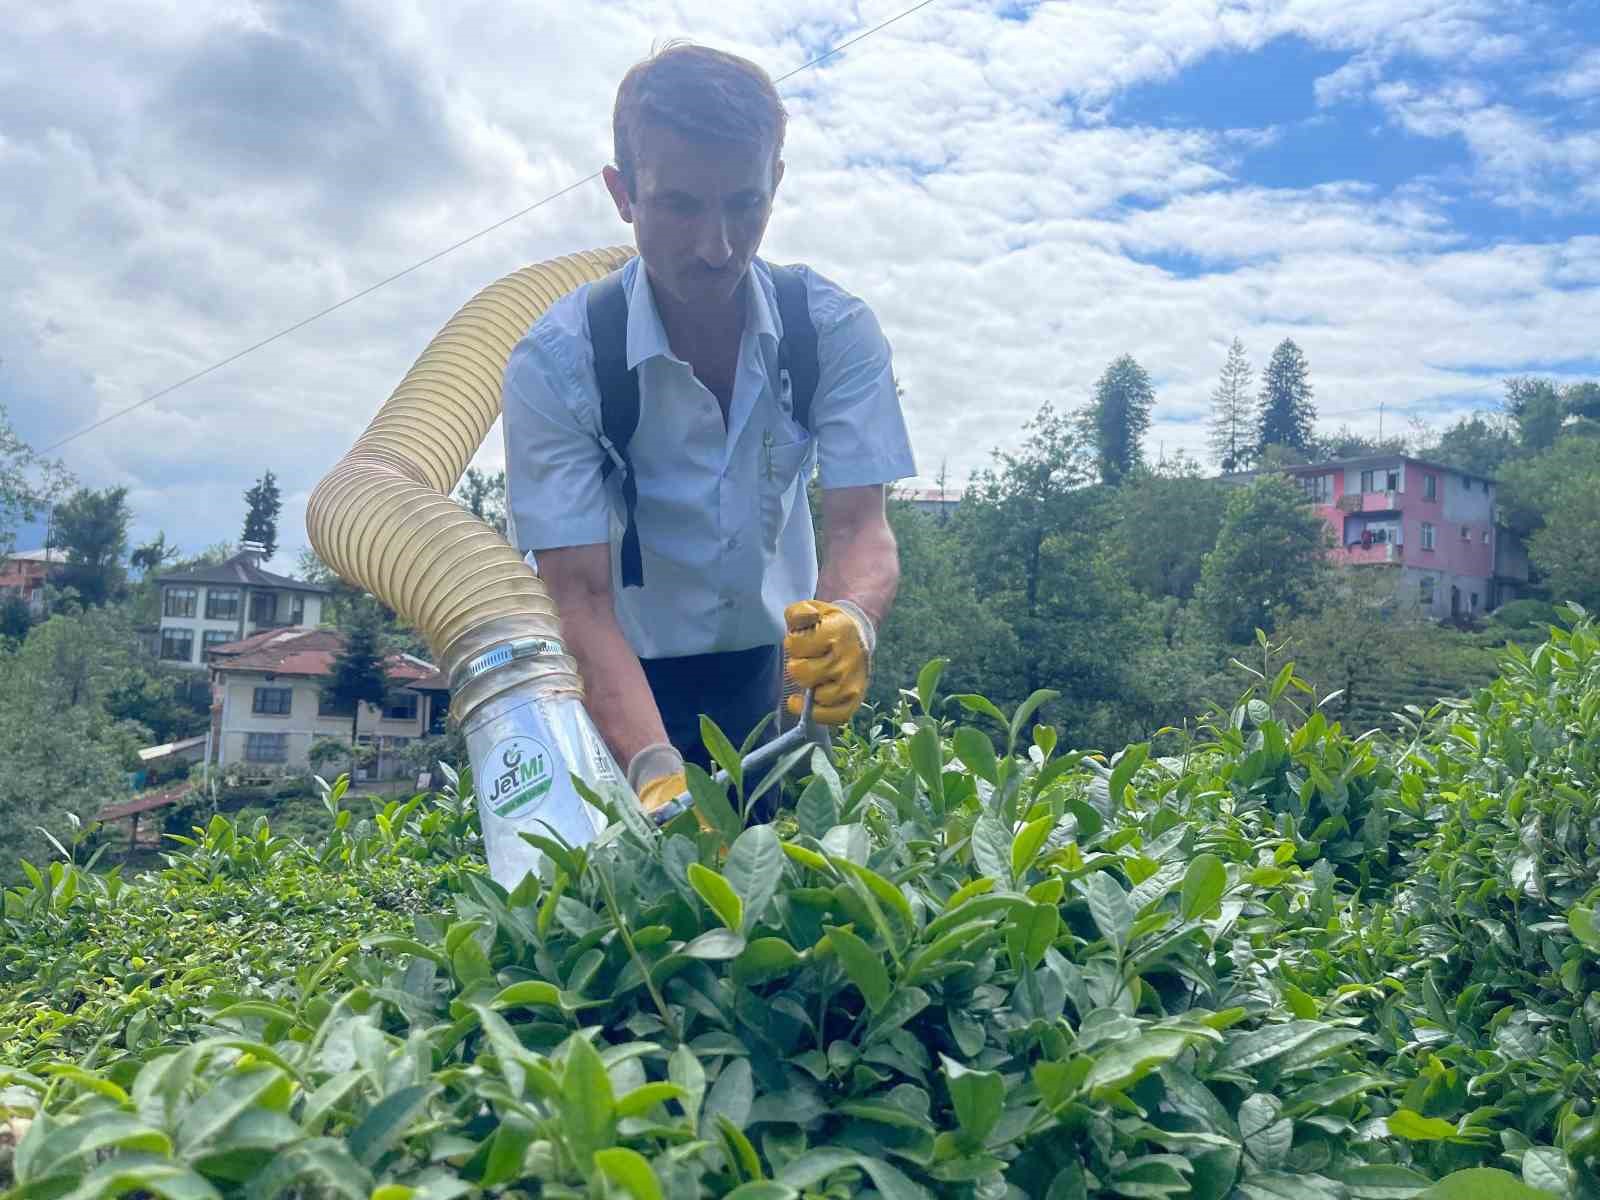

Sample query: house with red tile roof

[204,626,450,780]
[154,544,332,669]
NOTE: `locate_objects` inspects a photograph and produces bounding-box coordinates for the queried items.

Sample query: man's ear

[602,165,634,223]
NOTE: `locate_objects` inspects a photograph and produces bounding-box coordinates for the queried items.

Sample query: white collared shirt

[501,255,917,660]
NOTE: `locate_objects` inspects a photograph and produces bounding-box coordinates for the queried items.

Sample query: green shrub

[1490,598,1567,635]
[0,644,1595,1198]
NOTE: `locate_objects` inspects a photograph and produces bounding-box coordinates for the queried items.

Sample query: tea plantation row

[2,613,1597,1200]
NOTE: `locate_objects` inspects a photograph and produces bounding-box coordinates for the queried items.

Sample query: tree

[242,470,283,559]
[1424,412,1519,478]
[453,468,507,537]
[0,398,74,557]
[1195,474,1333,644]
[1208,338,1255,472]
[1566,381,1600,424]
[1529,476,1600,612]
[1504,377,1566,453]
[130,532,181,577]
[1311,426,1408,463]
[1114,462,1230,602]
[325,600,390,779]
[1257,339,1316,456]
[1497,436,1600,541]
[1280,565,1430,727]
[1082,355,1155,485]
[52,485,132,607]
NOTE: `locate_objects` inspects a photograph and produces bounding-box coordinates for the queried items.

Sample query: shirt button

[726,535,738,550]
[721,597,734,609]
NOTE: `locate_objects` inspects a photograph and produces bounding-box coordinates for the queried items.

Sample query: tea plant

[1,626,1595,1198]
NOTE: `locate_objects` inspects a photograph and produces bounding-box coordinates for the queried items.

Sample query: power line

[42,0,940,455]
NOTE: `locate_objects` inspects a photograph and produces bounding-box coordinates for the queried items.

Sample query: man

[501,41,916,817]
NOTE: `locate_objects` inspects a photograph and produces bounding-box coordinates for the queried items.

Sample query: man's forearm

[816,518,900,631]
[555,599,671,770]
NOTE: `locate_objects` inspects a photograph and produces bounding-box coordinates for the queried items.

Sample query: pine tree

[1256,339,1316,455]
[326,599,390,779]
[1208,338,1255,472]
[1084,354,1155,486]
[241,470,282,560]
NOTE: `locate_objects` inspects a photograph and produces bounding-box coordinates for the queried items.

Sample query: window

[245,733,288,763]
[1421,522,1436,550]
[289,594,305,624]
[160,628,194,662]
[1482,529,1491,545]
[206,587,240,620]
[1420,575,1435,604]
[1461,525,1471,541]
[1424,474,1437,500]
[250,591,278,625]
[318,690,355,717]
[1471,592,1480,612]
[1360,469,1375,493]
[383,691,419,721]
[202,630,234,651]
[1386,470,1400,492]
[163,587,197,618]
[1300,474,1333,503]
[252,686,293,715]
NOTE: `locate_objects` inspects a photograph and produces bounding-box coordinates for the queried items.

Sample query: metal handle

[647,690,829,827]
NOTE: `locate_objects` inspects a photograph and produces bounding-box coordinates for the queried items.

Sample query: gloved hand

[627,742,688,817]
[783,598,875,725]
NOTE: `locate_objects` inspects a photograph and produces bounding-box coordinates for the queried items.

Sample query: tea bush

[1,620,1596,1200]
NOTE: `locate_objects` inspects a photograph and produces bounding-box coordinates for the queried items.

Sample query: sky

[3,0,1598,572]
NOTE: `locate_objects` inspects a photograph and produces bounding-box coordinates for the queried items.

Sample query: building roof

[1277,454,1496,485]
[137,734,208,763]
[897,487,964,504]
[156,549,333,593]
[2,547,68,565]
[207,627,445,689]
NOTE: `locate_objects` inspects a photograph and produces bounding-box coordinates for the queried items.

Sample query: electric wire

[40,0,940,454]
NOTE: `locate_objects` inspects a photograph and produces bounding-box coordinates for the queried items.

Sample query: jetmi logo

[485,735,556,819]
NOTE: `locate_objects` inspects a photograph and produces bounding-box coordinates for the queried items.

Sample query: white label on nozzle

[483,735,558,819]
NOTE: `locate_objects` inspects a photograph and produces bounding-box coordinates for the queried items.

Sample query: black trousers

[639,643,784,822]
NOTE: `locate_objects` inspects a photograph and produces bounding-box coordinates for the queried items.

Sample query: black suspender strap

[770,265,819,430]
[586,262,819,590]
[586,271,644,588]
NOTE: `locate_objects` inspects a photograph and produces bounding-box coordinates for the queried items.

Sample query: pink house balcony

[1335,491,1404,515]
[1337,540,1404,565]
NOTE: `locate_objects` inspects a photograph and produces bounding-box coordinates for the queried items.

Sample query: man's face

[606,125,783,312]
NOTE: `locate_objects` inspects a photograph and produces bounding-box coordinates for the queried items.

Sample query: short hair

[612,41,788,194]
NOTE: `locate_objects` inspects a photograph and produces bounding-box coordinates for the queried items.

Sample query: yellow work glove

[626,743,688,817]
[783,598,875,726]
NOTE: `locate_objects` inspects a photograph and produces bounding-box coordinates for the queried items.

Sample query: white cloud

[1537,47,1600,100]
[0,0,1594,577]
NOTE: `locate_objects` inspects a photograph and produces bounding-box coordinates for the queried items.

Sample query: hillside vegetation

[2,611,1598,1199]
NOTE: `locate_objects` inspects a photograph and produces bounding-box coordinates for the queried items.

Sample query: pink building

[1279,455,1520,620]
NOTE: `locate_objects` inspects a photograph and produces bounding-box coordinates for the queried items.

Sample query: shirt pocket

[759,432,813,549]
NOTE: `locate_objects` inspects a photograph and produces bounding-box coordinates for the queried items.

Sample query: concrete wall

[214,672,433,773]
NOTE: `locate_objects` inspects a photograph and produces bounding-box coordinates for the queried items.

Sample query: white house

[206,627,450,780]
[154,544,331,669]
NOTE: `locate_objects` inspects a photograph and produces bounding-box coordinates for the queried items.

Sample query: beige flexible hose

[304,245,636,727]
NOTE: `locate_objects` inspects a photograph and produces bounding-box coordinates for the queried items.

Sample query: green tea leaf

[688,863,745,932]
[825,924,892,1013]
[1418,1168,1567,1200]
[915,657,948,715]
[1180,853,1226,920]
[700,715,743,791]
[1086,1029,1200,1095]
[942,1055,1004,1145]
[970,813,1013,888]
[1335,1164,1435,1200]
[725,825,783,933]
[1387,1109,1461,1141]
[1010,814,1056,879]
[1569,906,1600,952]
[561,1035,616,1169]
[346,1083,436,1168]
[778,1147,934,1200]
[954,726,999,785]
[910,722,946,810]
[1520,1148,1572,1196]
[795,775,839,840]
[669,1044,706,1128]
[594,1146,665,1200]
[703,1058,754,1132]
[951,693,1008,730]
[1084,870,1133,954]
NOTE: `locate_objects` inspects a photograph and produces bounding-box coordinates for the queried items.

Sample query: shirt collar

[622,257,779,370]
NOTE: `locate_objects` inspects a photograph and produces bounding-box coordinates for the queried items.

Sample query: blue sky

[2,0,1597,567]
